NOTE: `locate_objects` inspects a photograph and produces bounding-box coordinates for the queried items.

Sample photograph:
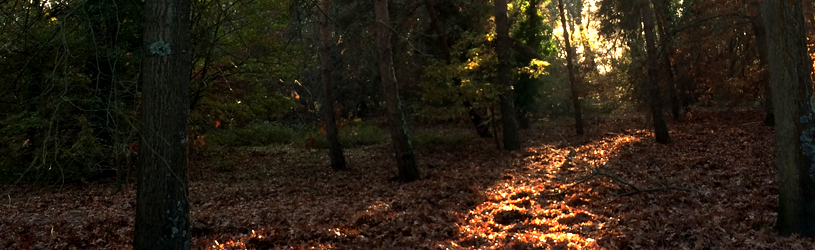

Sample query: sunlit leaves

[520,58,551,78]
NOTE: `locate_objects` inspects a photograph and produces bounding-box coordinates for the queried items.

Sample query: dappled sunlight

[207,228,340,250]
[444,131,646,249]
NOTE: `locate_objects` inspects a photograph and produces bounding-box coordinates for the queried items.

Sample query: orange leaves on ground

[3,109,815,249]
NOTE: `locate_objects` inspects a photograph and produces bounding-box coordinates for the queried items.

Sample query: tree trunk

[762,0,815,237]
[749,1,774,126]
[319,0,347,170]
[557,0,584,136]
[494,0,521,150]
[653,0,681,120]
[375,0,420,182]
[134,0,192,248]
[640,0,671,144]
[423,0,491,137]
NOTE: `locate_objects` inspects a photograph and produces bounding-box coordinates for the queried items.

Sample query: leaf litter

[2,109,815,249]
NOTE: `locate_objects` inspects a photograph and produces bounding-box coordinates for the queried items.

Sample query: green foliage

[534,58,576,117]
[190,0,306,114]
[416,30,501,123]
[195,81,296,128]
[511,0,557,128]
[411,130,468,149]
[0,0,142,182]
[307,119,390,149]
[416,0,558,127]
[0,0,304,182]
[0,110,132,182]
[337,121,390,147]
[208,122,298,147]
[511,0,557,57]
[416,60,472,122]
[188,0,306,145]
[207,119,389,149]
[0,112,47,180]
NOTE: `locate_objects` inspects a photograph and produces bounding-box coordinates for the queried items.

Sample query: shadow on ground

[3,109,814,249]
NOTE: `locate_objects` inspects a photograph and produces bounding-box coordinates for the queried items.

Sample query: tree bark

[423,0,491,138]
[749,1,774,126]
[653,0,681,120]
[319,0,347,170]
[494,0,521,150]
[640,0,671,144]
[375,0,420,182]
[557,0,584,136]
[134,0,192,248]
[762,0,815,237]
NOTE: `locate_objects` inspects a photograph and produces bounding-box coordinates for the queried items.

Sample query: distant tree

[133,0,192,248]
[374,0,420,182]
[494,0,521,150]
[653,0,681,120]
[557,0,584,135]
[319,0,347,170]
[761,0,815,237]
[640,0,670,143]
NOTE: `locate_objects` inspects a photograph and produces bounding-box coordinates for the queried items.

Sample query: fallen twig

[569,167,694,203]
[604,185,695,204]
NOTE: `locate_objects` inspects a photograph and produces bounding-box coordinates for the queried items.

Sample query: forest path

[2,109,814,249]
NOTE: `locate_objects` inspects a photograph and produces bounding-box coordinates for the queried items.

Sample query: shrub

[411,130,468,149]
[340,121,390,147]
[208,122,297,147]
[304,119,390,149]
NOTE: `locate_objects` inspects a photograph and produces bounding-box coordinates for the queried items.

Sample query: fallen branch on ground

[569,167,694,203]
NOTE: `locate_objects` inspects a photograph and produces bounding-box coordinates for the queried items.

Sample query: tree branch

[570,167,694,203]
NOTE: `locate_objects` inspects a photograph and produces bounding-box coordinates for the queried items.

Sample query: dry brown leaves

[2,109,815,249]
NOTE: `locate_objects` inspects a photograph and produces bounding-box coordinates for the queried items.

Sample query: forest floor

[3,109,815,249]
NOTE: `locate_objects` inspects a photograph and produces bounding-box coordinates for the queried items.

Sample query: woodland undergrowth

[2,109,814,249]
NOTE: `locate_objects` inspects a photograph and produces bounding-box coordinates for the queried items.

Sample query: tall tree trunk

[494,0,521,150]
[423,0,491,137]
[375,0,420,182]
[557,0,584,136]
[749,1,774,126]
[134,0,192,248]
[640,1,671,143]
[762,0,815,237]
[653,0,681,120]
[319,0,347,170]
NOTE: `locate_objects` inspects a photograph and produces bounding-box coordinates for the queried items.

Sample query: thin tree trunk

[762,0,815,237]
[134,0,192,248]
[423,0,491,137]
[750,1,774,126]
[494,0,521,150]
[653,0,681,120]
[375,0,420,182]
[557,0,584,136]
[319,0,347,170]
[640,0,671,143]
